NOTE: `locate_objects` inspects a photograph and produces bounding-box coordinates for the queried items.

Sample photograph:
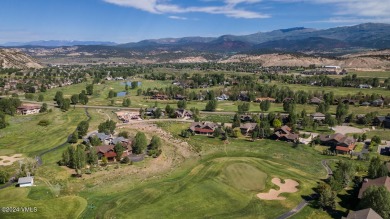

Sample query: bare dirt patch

[257,178,299,200]
[0,153,24,166]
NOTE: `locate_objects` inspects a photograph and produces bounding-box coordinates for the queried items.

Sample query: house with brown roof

[175,109,193,118]
[319,133,356,154]
[272,125,299,142]
[17,104,41,115]
[152,94,169,100]
[240,123,257,135]
[189,122,218,135]
[311,112,326,122]
[95,144,131,161]
[358,176,390,199]
[309,97,323,105]
[343,208,383,219]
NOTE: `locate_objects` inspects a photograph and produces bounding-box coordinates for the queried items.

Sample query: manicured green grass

[75,120,330,219]
[222,163,267,191]
[349,71,390,79]
[0,108,87,156]
[364,129,390,141]
[0,187,87,219]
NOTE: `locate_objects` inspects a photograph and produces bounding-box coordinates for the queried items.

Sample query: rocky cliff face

[0,49,42,69]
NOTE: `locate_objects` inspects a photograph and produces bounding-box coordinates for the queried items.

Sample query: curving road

[276,160,333,219]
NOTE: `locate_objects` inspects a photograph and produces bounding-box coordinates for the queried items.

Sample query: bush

[121,156,130,164]
[37,119,50,126]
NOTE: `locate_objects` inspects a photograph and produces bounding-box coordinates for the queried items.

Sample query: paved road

[276,160,332,219]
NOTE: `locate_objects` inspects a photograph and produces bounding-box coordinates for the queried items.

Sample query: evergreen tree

[133,132,147,154]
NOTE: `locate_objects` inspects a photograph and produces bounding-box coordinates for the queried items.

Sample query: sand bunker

[257,178,299,200]
[0,154,23,166]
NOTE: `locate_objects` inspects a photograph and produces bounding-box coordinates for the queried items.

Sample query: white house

[18,176,34,187]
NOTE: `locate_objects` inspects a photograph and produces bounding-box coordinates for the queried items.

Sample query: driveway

[332,126,365,135]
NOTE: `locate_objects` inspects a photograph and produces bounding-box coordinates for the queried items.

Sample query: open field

[0,108,87,156]
[0,187,87,219]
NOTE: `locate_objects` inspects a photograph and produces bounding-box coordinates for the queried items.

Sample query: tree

[153,108,162,118]
[368,156,389,179]
[165,105,175,117]
[114,143,124,161]
[71,94,79,105]
[325,113,336,127]
[86,84,94,95]
[131,81,138,89]
[362,133,367,142]
[137,89,142,96]
[108,90,117,98]
[213,128,222,138]
[98,120,116,134]
[90,136,101,146]
[260,100,271,112]
[77,121,89,137]
[205,100,217,111]
[0,170,9,184]
[40,103,48,113]
[237,102,250,113]
[177,100,187,109]
[272,119,282,128]
[372,135,382,145]
[132,132,147,154]
[148,136,162,157]
[68,131,78,143]
[87,147,98,165]
[122,98,131,107]
[359,185,390,219]
[181,130,190,138]
[317,182,337,210]
[232,113,241,128]
[61,98,71,111]
[38,94,44,102]
[0,112,9,129]
[336,103,349,123]
[118,131,129,138]
[79,90,88,105]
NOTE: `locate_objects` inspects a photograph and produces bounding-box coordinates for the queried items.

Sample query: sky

[0,0,389,43]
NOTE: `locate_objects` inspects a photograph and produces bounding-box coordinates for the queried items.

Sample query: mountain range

[0,40,117,47]
[2,23,390,54]
[114,23,390,53]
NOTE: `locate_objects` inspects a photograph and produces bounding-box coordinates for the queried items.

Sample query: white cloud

[103,0,269,19]
[312,0,390,17]
[168,15,188,20]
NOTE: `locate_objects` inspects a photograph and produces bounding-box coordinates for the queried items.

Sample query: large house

[373,116,390,128]
[240,123,257,135]
[189,122,219,135]
[272,126,299,142]
[311,112,326,122]
[358,176,390,199]
[309,97,323,105]
[17,104,41,115]
[175,109,193,118]
[319,133,356,154]
[343,208,383,219]
[85,133,131,147]
[95,144,131,161]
